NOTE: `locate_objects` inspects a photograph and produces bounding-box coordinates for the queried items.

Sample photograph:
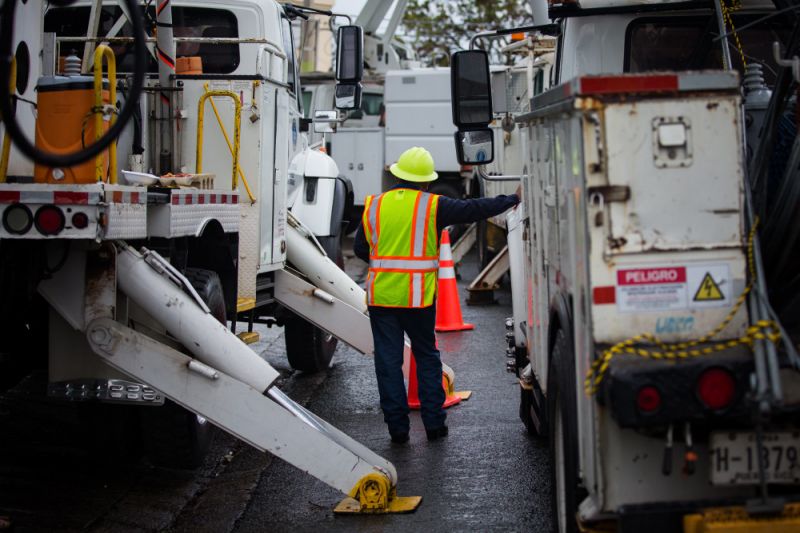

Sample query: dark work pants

[368,304,446,435]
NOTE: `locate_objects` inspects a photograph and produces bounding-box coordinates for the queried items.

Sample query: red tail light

[636,385,661,413]
[71,211,89,229]
[35,205,65,235]
[697,368,736,410]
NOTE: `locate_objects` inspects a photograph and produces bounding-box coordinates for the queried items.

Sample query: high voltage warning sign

[694,272,724,301]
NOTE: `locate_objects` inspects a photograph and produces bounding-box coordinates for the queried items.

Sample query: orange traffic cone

[407,352,464,410]
[435,229,474,332]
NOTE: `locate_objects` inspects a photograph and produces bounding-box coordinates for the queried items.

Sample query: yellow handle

[93,45,117,183]
[196,90,242,192]
[0,57,16,183]
[201,83,256,203]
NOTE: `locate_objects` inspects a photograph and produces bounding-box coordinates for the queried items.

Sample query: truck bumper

[599,501,800,533]
[683,502,800,532]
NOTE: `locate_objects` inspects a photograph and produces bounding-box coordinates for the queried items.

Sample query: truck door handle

[357,163,364,170]
[348,163,354,170]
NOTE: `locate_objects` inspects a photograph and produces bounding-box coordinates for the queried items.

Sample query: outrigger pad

[333,473,422,514]
[334,495,422,514]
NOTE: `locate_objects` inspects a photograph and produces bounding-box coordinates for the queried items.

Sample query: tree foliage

[400,0,533,66]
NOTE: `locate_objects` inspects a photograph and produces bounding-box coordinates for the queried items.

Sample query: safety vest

[363,188,440,308]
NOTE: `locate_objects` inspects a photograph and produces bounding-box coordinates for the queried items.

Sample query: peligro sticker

[615,264,731,313]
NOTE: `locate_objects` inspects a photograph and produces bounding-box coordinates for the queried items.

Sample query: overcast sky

[333,0,368,19]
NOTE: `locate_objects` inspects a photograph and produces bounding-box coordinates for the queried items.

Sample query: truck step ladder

[467,244,509,305]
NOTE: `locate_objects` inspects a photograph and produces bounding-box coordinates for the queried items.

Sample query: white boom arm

[354,0,412,73]
[42,243,419,513]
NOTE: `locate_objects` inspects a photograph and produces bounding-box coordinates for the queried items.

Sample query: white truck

[451,0,800,530]
[0,0,426,513]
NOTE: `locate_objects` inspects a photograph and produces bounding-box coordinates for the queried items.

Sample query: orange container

[176,56,203,75]
[34,76,110,184]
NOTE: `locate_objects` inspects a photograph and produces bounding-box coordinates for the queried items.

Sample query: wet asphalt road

[230,252,553,532]
[0,250,552,532]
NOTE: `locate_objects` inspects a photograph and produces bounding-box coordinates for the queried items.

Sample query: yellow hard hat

[389,147,438,183]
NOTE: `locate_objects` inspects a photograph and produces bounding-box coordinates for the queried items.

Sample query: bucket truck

[0,0,429,513]
[451,0,800,531]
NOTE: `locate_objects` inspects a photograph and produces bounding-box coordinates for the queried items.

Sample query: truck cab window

[44,6,240,74]
[625,16,788,86]
[280,16,299,95]
[360,93,383,116]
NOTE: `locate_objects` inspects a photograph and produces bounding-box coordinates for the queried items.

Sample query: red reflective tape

[171,194,180,205]
[156,0,169,15]
[130,192,140,204]
[198,194,206,205]
[592,286,616,305]
[54,191,89,205]
[617,267,686,285]
[185,195,193,205]
[0,191,21,203]
[580,75,678,95]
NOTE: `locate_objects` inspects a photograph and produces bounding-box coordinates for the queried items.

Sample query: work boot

[390,432,409,444]
[425,425,448,441]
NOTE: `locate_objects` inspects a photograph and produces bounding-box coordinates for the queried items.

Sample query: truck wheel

[141,267,222,469]
[284,313,337,373]
[547,329,580,533]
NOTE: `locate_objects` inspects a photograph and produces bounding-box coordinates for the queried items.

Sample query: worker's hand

[515,183,522,201]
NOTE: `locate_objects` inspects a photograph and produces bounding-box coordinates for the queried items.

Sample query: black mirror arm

[476,166,524,182]
[469,23,561,50]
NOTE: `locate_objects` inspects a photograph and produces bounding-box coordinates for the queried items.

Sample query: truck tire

[283,226,340,373]
[284,313,337,373]
[140,267,222,469]
[547,329,580,533]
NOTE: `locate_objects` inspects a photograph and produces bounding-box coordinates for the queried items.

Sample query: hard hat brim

[389,162,438,183]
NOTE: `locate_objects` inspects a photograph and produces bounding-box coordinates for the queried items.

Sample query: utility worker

[354,146,520,443]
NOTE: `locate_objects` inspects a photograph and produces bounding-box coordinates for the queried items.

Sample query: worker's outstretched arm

[437,193,520,230]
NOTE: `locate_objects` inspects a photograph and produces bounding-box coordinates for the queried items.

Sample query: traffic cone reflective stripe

[435,229,474,332]
[406,352,464,410]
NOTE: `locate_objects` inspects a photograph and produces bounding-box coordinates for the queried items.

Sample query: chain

[720,0,747,68]
[585,219,780,396]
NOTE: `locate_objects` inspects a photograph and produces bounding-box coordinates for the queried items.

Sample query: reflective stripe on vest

[362,189,440,308]
[369,258,438,271]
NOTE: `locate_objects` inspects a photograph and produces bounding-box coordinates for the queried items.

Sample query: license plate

[710,431,800,485]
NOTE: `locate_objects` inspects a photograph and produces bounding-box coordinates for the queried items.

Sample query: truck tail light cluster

[1,203,85,236]
[605,352,750,428]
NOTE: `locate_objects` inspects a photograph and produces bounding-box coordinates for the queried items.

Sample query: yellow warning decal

[694,272,724,301]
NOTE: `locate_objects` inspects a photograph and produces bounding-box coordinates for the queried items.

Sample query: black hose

[0,0,147,168]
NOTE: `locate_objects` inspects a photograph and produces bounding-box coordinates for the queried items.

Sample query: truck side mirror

[455,128,494,165]
[335,25,363,110]
[451,50,492,128]
[313,110,338,134]
[451,50,494,165]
